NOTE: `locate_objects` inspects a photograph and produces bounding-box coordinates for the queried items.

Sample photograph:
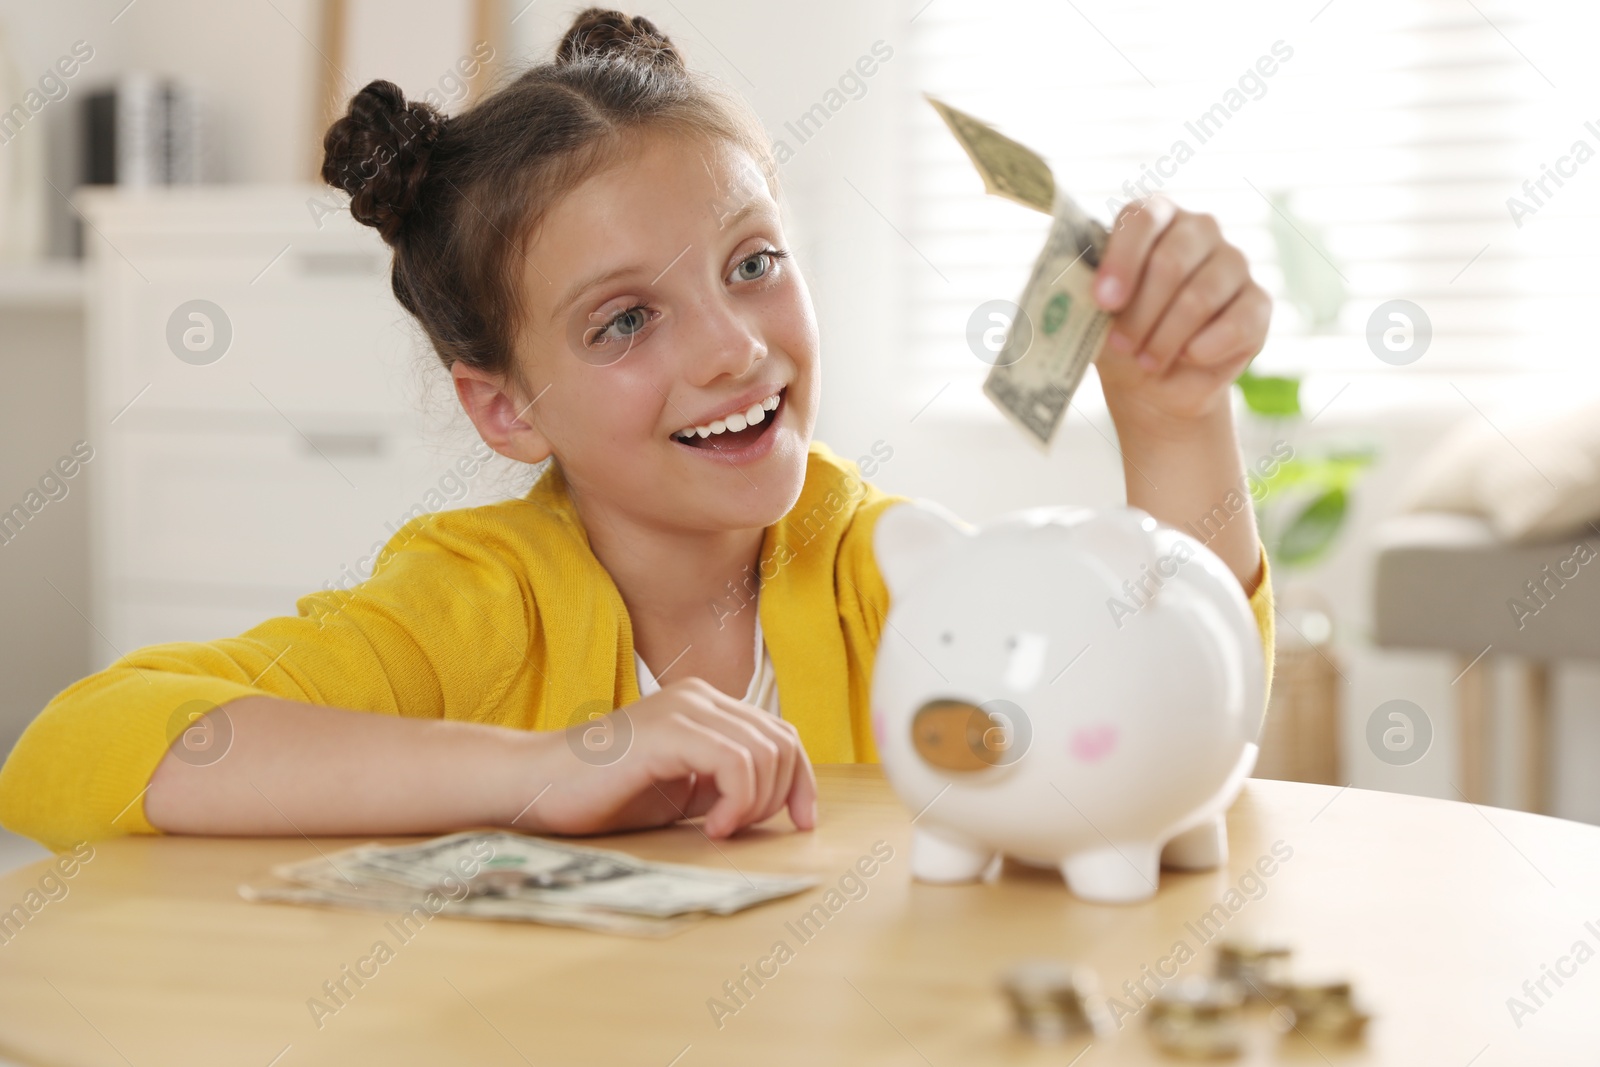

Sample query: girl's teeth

[673,391,782,442]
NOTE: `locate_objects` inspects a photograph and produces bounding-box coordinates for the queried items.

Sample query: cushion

[1398,393,1600,544]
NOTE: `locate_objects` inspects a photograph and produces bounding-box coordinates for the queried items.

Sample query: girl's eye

[588,305,657,347]
[732,246,790,283]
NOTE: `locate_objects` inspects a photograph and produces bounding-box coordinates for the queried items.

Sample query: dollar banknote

[336,831,818,917]
[927,95,1114,451]
[925,93,1055,214]
[238,880,695,938]
[242,830,818,935]
[982,185,1112,451]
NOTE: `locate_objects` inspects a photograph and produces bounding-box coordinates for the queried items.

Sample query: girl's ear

[451,362,555,465]
[872,498,974,599]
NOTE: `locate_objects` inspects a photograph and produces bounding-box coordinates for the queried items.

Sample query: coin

[1277,976,1370,1043]
[1215,936,1292,1001]
[1145,976,1246,1058]
[1000,959,1102,1041]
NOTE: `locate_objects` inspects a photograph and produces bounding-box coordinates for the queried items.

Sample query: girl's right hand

[517,677,818,840]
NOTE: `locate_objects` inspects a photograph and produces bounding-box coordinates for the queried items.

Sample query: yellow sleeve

[1246,542,1275,703]
[0,511,532,851]
[835,489,913,765]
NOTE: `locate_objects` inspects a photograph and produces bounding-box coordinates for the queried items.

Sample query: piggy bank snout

[911,698,1029,772]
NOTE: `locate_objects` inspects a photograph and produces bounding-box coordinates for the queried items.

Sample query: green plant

[1236,364,1376,568]
[1252,442,1376,568]
[1235,190,1377,570]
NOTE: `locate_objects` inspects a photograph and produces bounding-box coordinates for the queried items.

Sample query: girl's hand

[520,678,817,839]
[1090,197,1271,431]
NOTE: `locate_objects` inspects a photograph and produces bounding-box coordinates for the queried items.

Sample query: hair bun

[321,80,447,244]
[557,7,683,70]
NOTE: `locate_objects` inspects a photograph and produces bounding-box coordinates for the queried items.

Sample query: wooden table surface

[0,766,1596,1066]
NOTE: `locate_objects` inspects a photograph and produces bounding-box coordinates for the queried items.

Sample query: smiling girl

[0,8,1273,852]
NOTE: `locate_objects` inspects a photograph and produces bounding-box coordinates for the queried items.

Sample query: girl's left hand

[1090,197,1271,430]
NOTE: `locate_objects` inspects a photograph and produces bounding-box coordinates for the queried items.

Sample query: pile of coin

[1145,975,1247,1058]
[1274,976,1370,1042]
[1215,936,1292,1001]
[998,959,1105,1042]
[1000,943,1370,1058]
[1138,939,1370,1058]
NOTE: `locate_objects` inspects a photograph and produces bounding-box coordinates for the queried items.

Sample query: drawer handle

[300,432,384,457]
[298,252,383,276]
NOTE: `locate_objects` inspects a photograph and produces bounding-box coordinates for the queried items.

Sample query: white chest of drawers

[77,185,507,665]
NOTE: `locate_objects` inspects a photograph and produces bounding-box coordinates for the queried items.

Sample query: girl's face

[495,130,819,535]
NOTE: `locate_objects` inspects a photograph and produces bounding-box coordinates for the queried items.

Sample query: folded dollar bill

[238,879,695,938]
[240,830,818,935]
[927,95,1114,450]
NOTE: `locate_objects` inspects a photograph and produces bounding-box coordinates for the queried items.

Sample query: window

[905,0,1600,413]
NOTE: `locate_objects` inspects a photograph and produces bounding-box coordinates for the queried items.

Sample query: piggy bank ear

[873,499,973,597]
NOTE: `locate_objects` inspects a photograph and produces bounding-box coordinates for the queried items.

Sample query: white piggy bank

[870,500,1265,904]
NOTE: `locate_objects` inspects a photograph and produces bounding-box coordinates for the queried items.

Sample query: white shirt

[633,601,782,717]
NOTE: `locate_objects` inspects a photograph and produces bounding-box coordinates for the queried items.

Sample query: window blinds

[905,0,1600,404]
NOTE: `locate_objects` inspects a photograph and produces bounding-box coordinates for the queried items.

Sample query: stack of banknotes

[927,95,1114,451]
[239,830,818,937]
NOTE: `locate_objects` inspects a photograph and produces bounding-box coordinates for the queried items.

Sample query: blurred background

[2,0,1598,874]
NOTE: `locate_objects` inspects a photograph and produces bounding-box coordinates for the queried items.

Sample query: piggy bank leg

[911,827,995,884]
[1160,815,1227,871]
[1060,845,1160,904]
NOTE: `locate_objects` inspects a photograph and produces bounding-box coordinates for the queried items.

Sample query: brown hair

[321,7,777,385]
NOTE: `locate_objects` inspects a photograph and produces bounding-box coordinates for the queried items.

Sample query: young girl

[0,8,1274,853]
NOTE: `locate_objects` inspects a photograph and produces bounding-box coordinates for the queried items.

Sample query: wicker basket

[1253,600,1342,785]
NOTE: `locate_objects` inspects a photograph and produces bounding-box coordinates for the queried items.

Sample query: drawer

[92,236,428,418]
[103,422,452,593]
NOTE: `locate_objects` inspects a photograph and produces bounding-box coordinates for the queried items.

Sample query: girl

[0,8,1274,852]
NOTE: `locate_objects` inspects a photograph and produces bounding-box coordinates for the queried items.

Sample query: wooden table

[1,766,1596,1065]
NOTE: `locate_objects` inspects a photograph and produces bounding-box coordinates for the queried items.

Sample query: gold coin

[1000,959,1101,1040]
[1215,936,1292,1000]
[1146,977,1246,1057]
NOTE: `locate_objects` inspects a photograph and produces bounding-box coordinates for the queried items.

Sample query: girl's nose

[684,293,766,384]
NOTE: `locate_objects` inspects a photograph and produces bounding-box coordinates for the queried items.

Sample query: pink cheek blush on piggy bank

[870,499,1266,905]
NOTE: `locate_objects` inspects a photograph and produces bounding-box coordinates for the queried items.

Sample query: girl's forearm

[144,696,549,836]
[1109,405,1264,596]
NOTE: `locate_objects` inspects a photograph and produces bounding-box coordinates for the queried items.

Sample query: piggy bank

[870,500,1265,904]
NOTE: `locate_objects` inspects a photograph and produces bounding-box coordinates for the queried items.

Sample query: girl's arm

[144,696,543,836]
[1088,197,1274,595]
[0,508,812,851]
[145,681,816,841]
[1110,406,1263,596]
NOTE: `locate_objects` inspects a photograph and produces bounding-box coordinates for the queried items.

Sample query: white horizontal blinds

[905,0,1600,396]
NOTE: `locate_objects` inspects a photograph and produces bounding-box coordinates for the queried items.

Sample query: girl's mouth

[670,387,786,456]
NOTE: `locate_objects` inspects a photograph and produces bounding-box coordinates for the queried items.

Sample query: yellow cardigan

[0,440,1274,851]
